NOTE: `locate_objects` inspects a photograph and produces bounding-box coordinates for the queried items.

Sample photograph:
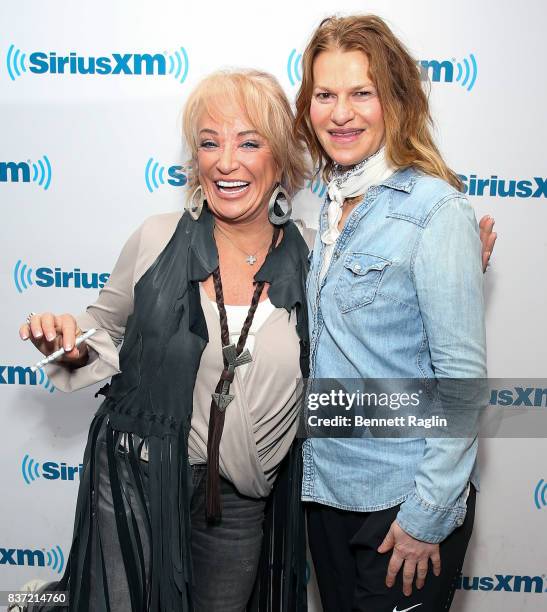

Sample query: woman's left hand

[377,520,441,596]
[479,215,497,272]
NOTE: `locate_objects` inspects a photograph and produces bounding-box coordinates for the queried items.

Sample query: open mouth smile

[214,180,250,195]
[328,129,365,142]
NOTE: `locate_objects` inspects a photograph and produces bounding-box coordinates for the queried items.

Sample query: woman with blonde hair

[295,15,490,611]
[18,69,310,612]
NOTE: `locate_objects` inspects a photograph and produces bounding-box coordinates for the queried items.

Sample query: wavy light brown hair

[183,69,309,198]
[294,15,462,189]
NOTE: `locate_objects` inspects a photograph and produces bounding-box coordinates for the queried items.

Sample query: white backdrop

[1,1,546,610]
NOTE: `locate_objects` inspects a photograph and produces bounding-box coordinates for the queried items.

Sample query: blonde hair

[294,15,462,189]
[183,69,309,197]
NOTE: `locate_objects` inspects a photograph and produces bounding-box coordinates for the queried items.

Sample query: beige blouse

[47,212,312,498]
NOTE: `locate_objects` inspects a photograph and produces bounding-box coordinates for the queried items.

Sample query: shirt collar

[379,166,420,193]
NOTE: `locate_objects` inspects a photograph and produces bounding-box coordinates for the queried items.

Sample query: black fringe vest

[55,208,310,611]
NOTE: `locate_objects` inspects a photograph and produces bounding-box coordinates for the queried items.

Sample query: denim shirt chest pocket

[335,252,391,313]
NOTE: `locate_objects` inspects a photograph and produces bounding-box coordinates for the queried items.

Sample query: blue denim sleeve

[396,195,487,544]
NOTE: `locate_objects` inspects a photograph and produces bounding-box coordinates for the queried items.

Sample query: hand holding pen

[19,312,91,368]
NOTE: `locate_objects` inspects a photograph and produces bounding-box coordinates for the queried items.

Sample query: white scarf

[321,146,395,245]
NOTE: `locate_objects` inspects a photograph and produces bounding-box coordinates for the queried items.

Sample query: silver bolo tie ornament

[211,343,253,411]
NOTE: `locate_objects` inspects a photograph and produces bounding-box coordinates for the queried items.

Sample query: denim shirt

[302,167,487,543]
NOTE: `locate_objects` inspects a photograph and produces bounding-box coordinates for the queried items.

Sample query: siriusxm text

[0,548,47,567]
[0,366,39,386]
[490,387,547,407]
[457,574,546,593]
[0,161,30,182]
[459,174,547,198]
[28,52,167,75]
[33,268,109,289]
[42,462,83,481]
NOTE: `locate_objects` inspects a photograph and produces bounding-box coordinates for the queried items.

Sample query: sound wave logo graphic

[534,479,547,509]
[454,53,478,91]
[35,367,56,393]
[145,158,189,193]
[6,44,27,81]
[46,546,65,574]
[145,157,168,193]
[31,155,53,190]
[308,175,328,199]
[22,454,41,484]
[287,49,303,86]
[13,259,33,293]
[0,157,52,189]
[165,47,189,84]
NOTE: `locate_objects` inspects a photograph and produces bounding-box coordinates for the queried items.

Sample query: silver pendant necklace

[214,224,272,265]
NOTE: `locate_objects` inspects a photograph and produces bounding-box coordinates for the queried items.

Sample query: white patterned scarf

[321,146,395,245]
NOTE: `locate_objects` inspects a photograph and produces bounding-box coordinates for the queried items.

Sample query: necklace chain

[214,224,274,265]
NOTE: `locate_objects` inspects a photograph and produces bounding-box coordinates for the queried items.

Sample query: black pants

[307,487,476,612]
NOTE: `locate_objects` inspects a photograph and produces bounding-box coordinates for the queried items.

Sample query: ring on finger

[26,312,37,325]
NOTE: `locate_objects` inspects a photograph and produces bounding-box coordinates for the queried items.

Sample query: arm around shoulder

[396,195,486,542]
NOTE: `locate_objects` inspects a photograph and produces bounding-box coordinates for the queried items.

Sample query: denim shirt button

[353,264,362,272]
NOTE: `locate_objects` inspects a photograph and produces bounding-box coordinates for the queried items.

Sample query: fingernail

[46,333,55,341]
[21,333,29,340]
[34,331,43,339]
[64,344,73,352]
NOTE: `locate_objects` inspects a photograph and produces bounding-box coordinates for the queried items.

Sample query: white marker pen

[30,328,97,372]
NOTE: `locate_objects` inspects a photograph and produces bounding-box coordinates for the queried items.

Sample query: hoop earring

[186,185,205,221]
[268,184,292,226]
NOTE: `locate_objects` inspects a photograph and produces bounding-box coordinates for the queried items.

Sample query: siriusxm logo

[308,175,547,201]
[145,157,188,193]
[0,545,64,573]
[22,454,82,484]
[13,260,110,293]
[0,365,55,392]
[287,49,478,91]
[418,54,478,91]
[534,479,547,510]
[460,174,547,198]
[0,156,52,190]
[456,574,546,593]
[490,387,547,407]
[6,45,188,83]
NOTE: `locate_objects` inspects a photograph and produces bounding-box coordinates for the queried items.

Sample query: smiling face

[196,106,280,223]
[309,48,385,167]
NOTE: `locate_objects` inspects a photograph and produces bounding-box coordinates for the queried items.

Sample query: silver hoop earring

[186,185,205,221]
[268,184,292,226]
